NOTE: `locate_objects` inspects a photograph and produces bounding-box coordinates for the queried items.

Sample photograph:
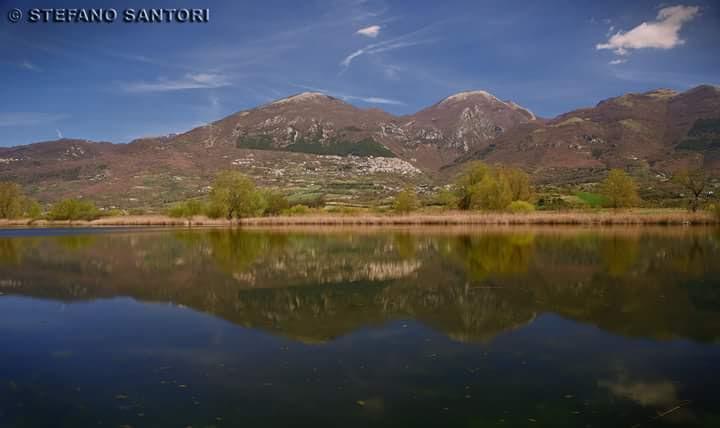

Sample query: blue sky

[1,0,718,146]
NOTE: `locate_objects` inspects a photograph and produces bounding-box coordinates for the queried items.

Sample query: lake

[1,227,719,427]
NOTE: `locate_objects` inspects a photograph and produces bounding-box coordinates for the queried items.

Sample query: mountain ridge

[1,86,718,207]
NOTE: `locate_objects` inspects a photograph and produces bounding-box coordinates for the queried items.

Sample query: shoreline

[0,210,717,228]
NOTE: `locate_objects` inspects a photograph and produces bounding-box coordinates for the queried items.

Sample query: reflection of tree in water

[599,236,639,276]
[206,230,277,274]
[450,233,535,280]
[667,235,713,277]
[3,229,720,344]
[0,238,24,266]
[393,233,418,259]
[53,235,97,251]
[175,230,286,276]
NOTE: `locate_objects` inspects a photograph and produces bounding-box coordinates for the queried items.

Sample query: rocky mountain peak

[438,90,502,106]
[270,92,338,106]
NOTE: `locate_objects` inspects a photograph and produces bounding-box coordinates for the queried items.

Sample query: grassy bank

[0,209,717,228]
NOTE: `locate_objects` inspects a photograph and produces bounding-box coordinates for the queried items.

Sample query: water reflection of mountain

[0,229,719,343]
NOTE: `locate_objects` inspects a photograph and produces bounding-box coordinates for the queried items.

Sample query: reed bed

[0,210,715,228]
[240,211,717,226]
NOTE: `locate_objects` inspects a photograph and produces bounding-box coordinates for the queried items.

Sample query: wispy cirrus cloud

[0,112,68,127]
[597,5,700,59]
[356,25,381,38]
[123,73,231,93]
[340,24,440,69]
[343,95,404,105]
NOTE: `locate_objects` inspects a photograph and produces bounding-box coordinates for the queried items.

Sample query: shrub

[325,206,361,215]
[508,200,536,213]
[282,205,311,216]
[168,200,205,219]
[204,202,226,219]
[100,208,125,217]
[432,189,458,209]
[536,196,572,211]
[287,192,326,208]
[263,190,290,216]
[47,199,100,221]
[708,203,720,222]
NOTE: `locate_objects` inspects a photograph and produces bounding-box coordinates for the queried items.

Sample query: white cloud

[0,112,68,127]
[56,129,64,139]
[597,5,700,56]
[599,377,677,407]
[356,25,381,38]
[609,58,627,65]
[20,61,40,72]
[123,73,230,93]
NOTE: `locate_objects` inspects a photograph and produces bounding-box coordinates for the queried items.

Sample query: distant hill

[0,85,718,207]
[451,85,720,183]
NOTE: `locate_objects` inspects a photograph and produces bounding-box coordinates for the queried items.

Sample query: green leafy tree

[502,167,533,202]
[455,162,491,210]
[262,190,290,216]
[672,168,708,212]
[21,198,42,219]
[393,188,419,214]
[208,171,267,220]
[0,182,24,219]
[454,163,533,211]
[471,172,513,210]
[600,169,640,209]
[0,182,42,219]
[47,199,100,221]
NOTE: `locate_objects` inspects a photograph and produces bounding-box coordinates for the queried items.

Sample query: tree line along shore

[1,162,718,226]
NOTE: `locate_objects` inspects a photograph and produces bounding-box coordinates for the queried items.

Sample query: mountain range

[1,85,718,208]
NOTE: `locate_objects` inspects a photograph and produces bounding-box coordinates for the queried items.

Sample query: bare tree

[673,168,707,212]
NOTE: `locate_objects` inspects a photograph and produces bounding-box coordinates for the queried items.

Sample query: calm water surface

[1,227,719,427]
